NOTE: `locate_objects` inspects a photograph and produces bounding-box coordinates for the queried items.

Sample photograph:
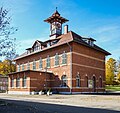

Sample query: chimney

[64,25,68,34]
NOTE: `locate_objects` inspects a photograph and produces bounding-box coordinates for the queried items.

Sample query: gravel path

[0,93,120,113]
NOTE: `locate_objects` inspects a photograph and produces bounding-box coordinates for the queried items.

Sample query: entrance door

[93,76,96,92]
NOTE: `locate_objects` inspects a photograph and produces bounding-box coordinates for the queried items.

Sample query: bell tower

[44,8,69,39]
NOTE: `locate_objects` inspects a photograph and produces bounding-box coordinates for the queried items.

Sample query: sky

[0,0,120,60]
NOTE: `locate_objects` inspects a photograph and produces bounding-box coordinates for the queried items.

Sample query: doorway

[93,76,96,92]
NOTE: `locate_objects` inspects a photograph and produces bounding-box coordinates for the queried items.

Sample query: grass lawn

[105,85,120,91]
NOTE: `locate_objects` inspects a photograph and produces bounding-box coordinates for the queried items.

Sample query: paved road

[0,99,119,113]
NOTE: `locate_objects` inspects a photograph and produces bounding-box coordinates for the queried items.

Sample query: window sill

[22,87,27,89]
[46,67,50,69]
[54,65,60,68]
[61,64,67,66]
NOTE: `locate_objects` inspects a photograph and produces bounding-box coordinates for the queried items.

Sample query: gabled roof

[26,40,45,51]
[14,31,111,60]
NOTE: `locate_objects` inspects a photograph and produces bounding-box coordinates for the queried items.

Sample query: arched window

[61,75,67,87]
[33,60,36,70]
[23,76,27,87]
[27,62,30,70]
[17,64,20,72]
[11,76,14,88]
[99,77,102,88]
[62,51,67,64]
[39,58,43,69]
[55,53,59,66]
[22,64,24,71]
[46,55,50,68]
[93,76,96,92]
[85,76,88,87]
[16,77,20,87]
[76,75,80,87]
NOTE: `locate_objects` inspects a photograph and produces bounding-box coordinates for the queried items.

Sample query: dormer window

[34,43,40,51]
[51,40,58,45]
[82,37,96,47]
[27,50,30,54]
[47,42,51,47]
[89,40,94,46]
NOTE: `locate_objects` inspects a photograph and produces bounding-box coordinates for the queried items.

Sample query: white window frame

[23,76,27,88]
[11,76,14,88]
[62,51,67,64]
[27,62,30,70]
[22,64,24,71]
[61,75,67,87]
[17,64,20,72]
[46,55,50,68]
[76,75,80,87]
[16,77,20,88]
[33,60,36,70]
[39,58,42,69]
[55,53,59,66]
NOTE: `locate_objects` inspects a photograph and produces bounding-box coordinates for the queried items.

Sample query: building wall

[72,42,105,92]
[29,71,52,92]
[15,44,72,92]
[9,42,106,94]
[8,71,30,94]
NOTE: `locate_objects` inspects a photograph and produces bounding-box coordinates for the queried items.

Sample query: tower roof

[44,10,69,24]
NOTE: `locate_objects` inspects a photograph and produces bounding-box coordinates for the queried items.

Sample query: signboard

[88,80,93,88]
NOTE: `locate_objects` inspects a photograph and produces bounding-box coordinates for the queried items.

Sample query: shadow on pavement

[0,99,119,113]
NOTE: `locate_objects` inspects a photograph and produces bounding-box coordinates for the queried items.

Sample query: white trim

[72,51,104,62]
[72,63,105,71]
[8,91,30,95]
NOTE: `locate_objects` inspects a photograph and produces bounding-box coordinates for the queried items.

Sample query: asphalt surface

[0,99,119,113]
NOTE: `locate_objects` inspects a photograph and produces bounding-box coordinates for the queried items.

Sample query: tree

[116,57,120,83]
[106,58,117,85]
[0,59,16,76]
[0,7,17,60]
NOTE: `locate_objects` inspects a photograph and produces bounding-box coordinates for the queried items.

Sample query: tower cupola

[44,8,69,39]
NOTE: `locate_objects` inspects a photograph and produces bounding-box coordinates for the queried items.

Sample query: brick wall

[9,41,106,93]
[72,42,106,92]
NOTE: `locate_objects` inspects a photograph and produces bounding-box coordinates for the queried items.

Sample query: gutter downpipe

[67,42,72,94]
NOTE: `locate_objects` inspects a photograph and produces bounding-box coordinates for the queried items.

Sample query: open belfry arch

[8,9,110,94]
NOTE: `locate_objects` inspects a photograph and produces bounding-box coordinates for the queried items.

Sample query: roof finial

[56,7,57,11]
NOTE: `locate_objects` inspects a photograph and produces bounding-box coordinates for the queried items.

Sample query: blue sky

[0,0,120,60]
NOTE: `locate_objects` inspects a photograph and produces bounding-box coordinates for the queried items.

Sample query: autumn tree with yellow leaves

[117,58,120,82]
[106,58,117,85]
[0,59,15,76]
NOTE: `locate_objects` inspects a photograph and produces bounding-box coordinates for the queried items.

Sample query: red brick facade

[8,10,110,94]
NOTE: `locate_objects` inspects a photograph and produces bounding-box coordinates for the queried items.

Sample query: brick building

[8,10,110,94]
[0,75,8,92]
